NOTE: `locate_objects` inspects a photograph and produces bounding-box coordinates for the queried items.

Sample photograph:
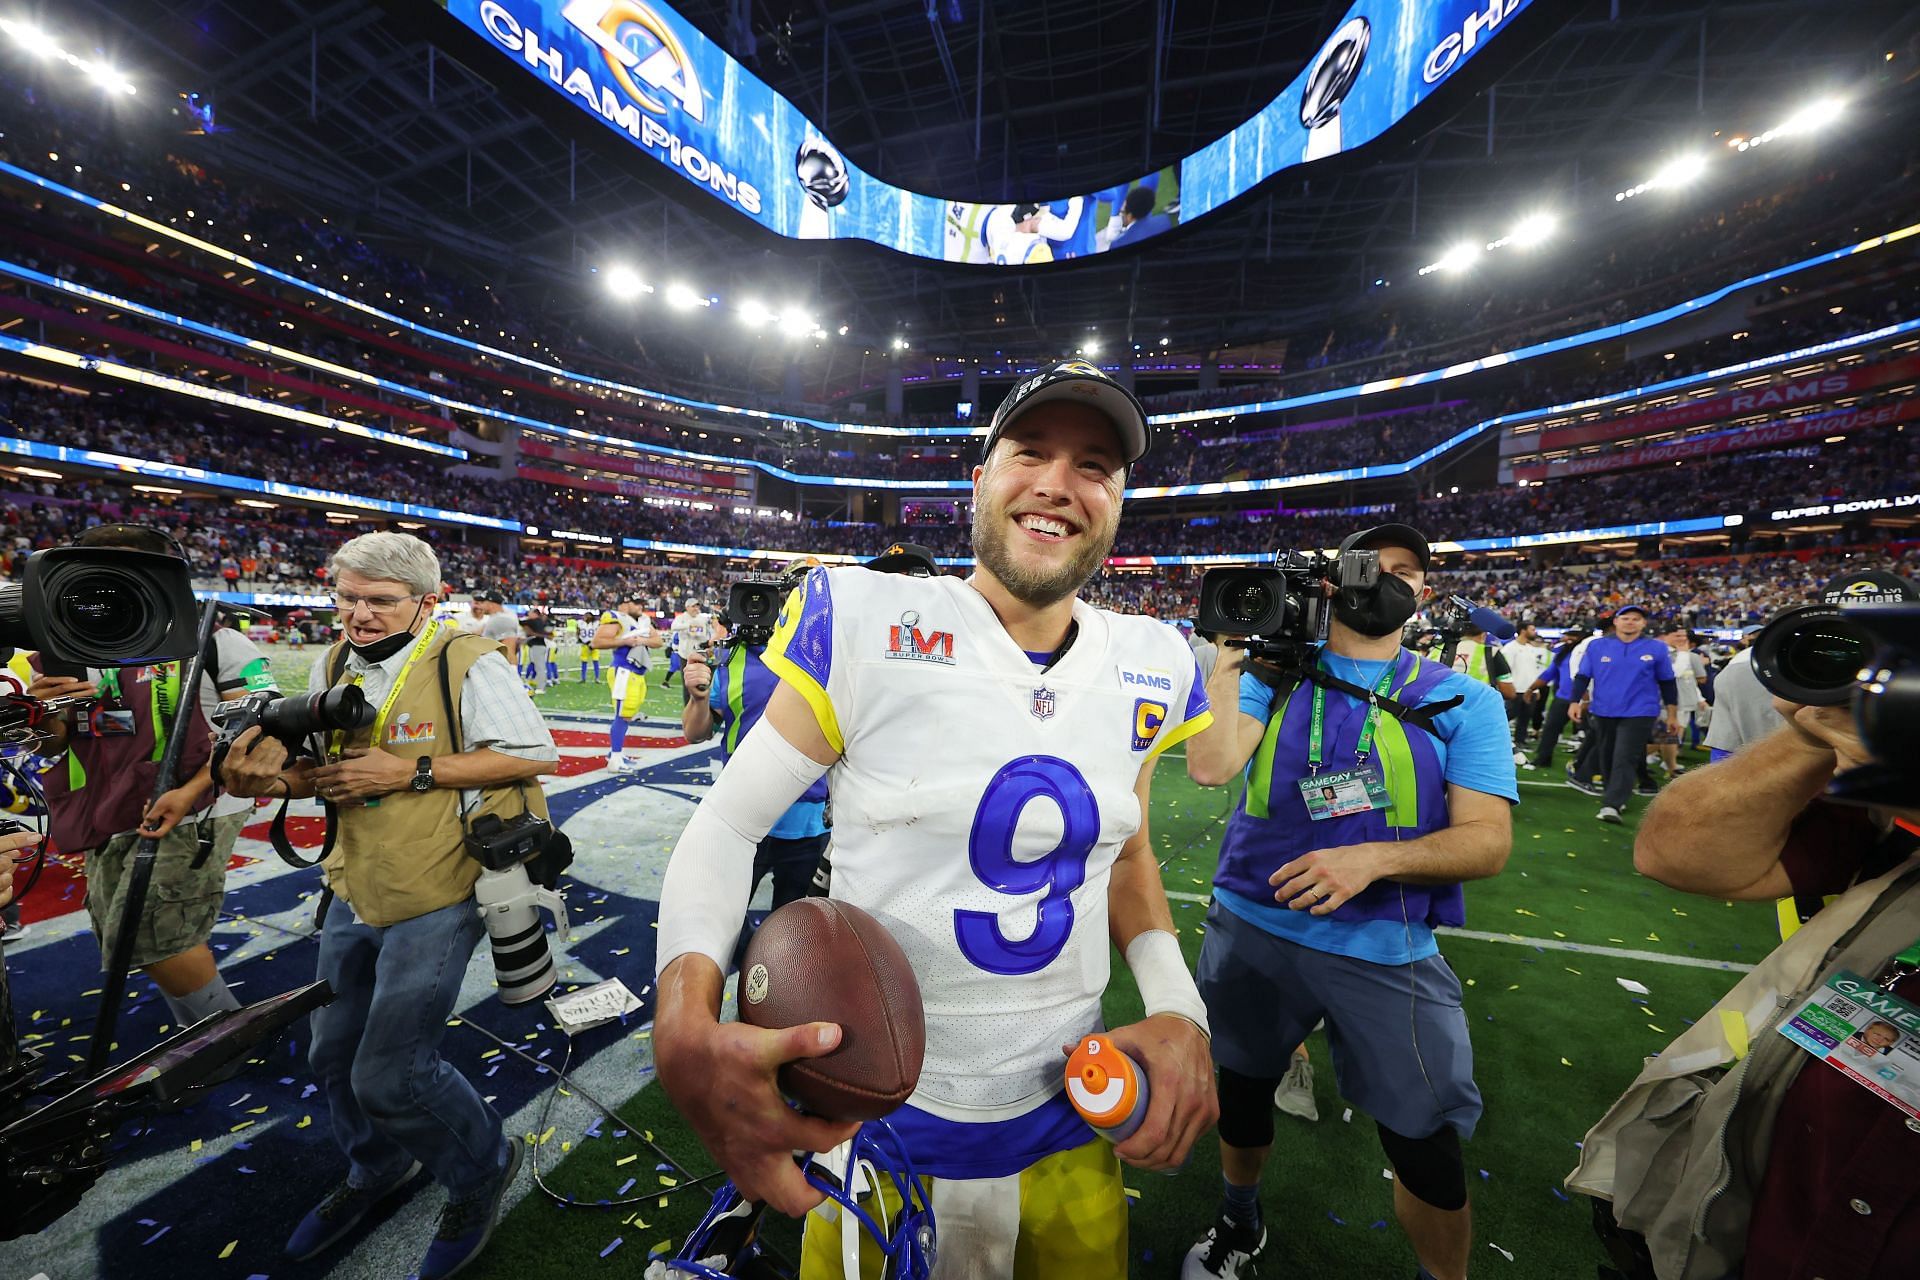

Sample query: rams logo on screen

[561,0,705,122]
[1132,698,1167,751]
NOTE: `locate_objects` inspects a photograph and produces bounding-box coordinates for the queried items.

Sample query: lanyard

[1877,937,1920,992]
[97,663,181,761]
[329,621,440,759]
[1307,653,1402,774]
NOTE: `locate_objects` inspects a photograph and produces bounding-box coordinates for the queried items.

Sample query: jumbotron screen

[440,0,1534,265]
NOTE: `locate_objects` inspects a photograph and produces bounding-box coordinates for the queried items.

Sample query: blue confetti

[1326,1212,1346,1226]
[600,1237,624,1258]
[617,1178,636,1196]
[1551,1187,1569,1202]
[142,1226,171,1245]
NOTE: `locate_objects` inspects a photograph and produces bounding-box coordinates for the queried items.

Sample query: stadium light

[737,299,776,328]
[1653,153,1708,189]
[1083,340,1102,357]
[778,309,814,339]
[603,265,650,299]
[892,336,909,351]
[1,18,53,55]
[665,282,709,310]
[1419,242,1481,276]
[1506,212,1557,248]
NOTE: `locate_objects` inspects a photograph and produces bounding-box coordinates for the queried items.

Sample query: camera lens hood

[1750,602,1869,707]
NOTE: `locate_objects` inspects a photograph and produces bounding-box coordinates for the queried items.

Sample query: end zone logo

[560,0,704,123]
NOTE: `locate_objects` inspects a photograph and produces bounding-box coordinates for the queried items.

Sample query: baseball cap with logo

[982,360,1151,468]
[1819,569,1918,606]
[866,542,940,577]
[1338,523,1432,573]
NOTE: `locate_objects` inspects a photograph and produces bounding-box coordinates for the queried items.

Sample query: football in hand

[738,898,925,1122]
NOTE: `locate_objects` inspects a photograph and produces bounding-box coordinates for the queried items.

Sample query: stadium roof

[59,0,1920,377]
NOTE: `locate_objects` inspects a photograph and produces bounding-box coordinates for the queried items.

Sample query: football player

[593,593,665,772]
[655,361,1218,1275]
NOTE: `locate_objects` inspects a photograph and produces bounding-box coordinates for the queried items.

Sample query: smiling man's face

[969,402,1125,609]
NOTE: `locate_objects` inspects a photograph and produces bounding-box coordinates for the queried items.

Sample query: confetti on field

[1616,978,1650,994]
[1561,1057,1574,1067]
[616,1178,636,1196]
[218,1241,237,1259]
[600,1237,624,1258]
[616,1154,638,1166]
[1491,1243,1516,1261]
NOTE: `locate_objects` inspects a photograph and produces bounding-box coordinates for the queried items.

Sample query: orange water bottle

[1065,1034,1149,1143]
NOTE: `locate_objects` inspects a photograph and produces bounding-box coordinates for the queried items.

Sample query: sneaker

[285,1160,423,1260]
[1635,782,1659,797]
[1273,1055,1318,1122]
[1512,749,1528,766]
[605,753,630,773]
[1520,761,1537,771]
[1,920,31,945]
[1183,1213,1267,1279]
[1564,765,1601,796]
[1597,806,1624,824]
[417,1137,524,1280]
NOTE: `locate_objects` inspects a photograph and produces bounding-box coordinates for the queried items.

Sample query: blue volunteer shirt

[710,643,828,840]
[1574,635,1676,718]
[1219,652,1519,965]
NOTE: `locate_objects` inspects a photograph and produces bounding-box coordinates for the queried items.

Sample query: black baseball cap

[1338,523,1432,572]
[983,360,1151,468]
[867,542,940,577]
[476,591,505,604]
[1819,569,1918,606]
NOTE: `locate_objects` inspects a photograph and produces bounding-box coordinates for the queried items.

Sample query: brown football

[738,898,925,1122]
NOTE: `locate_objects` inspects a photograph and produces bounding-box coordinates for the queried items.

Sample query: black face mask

[1332,574,1419,638]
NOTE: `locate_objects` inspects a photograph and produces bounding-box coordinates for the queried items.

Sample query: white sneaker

[1512,749,1528,766]
[605,753,630,773]
[1597,806,1623,824]
[1,921,30,945]
[1273,1055,1318,1122]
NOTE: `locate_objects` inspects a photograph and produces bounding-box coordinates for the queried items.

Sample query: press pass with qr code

[1777,971,1920,1119]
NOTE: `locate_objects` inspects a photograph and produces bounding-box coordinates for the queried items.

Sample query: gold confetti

[218,1241,237,1259]
[1560,1057,1574,1067]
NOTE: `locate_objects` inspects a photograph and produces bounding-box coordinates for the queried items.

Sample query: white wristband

[1124,928,1210,1038]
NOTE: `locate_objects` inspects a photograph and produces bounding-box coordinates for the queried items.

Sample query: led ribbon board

[441,0,1533,264]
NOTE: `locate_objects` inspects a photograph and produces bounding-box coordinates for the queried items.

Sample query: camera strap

[1282,662,1464,742]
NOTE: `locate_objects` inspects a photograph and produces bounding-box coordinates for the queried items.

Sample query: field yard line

[1162,890,1755,972]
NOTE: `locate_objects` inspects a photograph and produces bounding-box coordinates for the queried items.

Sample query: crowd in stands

[6,77,1918,483]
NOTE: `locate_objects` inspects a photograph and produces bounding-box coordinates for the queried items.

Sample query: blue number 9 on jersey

[955,756,1101,976]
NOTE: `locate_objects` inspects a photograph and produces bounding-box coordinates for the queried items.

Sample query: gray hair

[329,532,441,597]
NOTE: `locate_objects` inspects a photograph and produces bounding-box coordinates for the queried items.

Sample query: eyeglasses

[333,591,420,615]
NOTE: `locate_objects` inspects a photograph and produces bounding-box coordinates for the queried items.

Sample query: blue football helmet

[647,1121,935,1279]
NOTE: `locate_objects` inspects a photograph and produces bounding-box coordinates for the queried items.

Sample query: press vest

[41,658,213,854]
[320,630,550,927]
[1215,648,1465,930]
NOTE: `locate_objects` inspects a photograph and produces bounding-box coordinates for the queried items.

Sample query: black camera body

[208,686,376,786]
[1197,549,1379,676]
[722,577,788,649]
[464,810,556,873]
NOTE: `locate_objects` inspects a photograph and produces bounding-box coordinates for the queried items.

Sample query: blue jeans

[310,895,506,1200]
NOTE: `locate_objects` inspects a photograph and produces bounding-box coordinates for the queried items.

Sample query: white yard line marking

[1161,891,1754,971]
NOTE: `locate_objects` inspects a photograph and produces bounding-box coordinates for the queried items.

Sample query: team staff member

[1183,523,1516,1280]
[221,533,558,1280]
[1501,622,1551,750]
[594,594,665,773]
[652,361,1217,1274]
[1568,604,1677,824]
[27,524,278,1029]
[522,607,553,694]
[680,590,828,933]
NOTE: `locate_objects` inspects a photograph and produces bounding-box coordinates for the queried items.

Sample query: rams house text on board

[476,0,764,215]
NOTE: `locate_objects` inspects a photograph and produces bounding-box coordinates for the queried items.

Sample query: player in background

[982,204,1057,266]
[577,615,605,682]
[945,200,994,263]
[654,360,1218,1274]
[664,600,693,688]
[593,594,665,773]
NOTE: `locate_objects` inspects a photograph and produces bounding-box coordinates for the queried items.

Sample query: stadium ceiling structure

[64,0,1920,383]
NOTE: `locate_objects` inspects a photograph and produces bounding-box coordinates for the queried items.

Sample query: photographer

[219,532,558,1280]
[29,524,278,1029]
[1182,524,1515,1280]
[1573,696,1920,1279]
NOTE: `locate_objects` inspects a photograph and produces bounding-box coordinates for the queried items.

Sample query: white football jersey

[598,608,654,673]
[764,568,1211,1119]
[671,611,714,658]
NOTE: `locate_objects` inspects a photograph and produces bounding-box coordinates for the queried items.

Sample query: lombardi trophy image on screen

[796,134,849,239]
[1300,16,1371,161]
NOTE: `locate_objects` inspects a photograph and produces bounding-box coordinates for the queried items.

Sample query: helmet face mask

[795,137,850,211]
[653,1122,935,1279]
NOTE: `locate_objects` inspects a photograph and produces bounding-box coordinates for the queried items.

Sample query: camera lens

[1752,604,1869,707]
[1226,582,1272,628]
[1779,624,1865,689]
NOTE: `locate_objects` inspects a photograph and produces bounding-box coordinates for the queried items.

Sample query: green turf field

[254,643,1772,1276]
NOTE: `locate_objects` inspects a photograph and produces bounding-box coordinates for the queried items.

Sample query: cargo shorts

[84,811,245,968]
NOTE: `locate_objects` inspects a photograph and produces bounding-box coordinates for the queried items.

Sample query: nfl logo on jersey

[1031,687,1057,720]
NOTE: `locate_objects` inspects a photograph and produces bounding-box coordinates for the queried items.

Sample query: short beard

[971,501,1118,609]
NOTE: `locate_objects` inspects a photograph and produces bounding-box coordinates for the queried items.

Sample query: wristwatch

[411,756,434,793]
